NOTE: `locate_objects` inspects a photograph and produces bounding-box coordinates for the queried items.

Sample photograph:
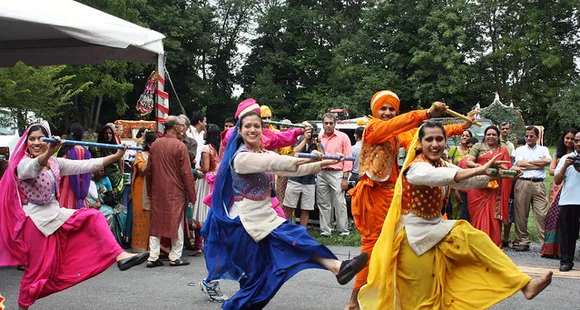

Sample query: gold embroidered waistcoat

[358,138,399,182]
[401,155,448,219]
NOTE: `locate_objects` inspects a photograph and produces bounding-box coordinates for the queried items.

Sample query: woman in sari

[541,128,577,258]
[57,123,91,209]
[465,126,513,247]
[0,124,149,310]
[90,125,124,202]
[131,131,158,253]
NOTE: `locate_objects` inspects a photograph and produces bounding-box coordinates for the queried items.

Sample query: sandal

[169,258,190,267]
[117,251,150,271]
[146,259,164,268]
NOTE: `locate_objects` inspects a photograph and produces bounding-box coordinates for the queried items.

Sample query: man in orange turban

[344,90,473,310]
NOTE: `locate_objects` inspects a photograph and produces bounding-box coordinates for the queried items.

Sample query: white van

[0,109,49,160]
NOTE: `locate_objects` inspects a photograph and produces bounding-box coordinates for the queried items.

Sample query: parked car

[0,109,49,160]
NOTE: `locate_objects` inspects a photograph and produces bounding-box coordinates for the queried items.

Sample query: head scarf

[358,126,420,309]
[260,105,272,118]
[235,98,260,120]
[370,90,400,116]
[0,123,51,266]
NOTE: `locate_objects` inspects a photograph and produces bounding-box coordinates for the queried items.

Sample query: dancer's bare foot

[522,271,552,300]
[344,290,360,310]
[344,302,360,310]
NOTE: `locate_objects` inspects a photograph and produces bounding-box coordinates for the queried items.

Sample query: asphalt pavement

[1,244,579,310]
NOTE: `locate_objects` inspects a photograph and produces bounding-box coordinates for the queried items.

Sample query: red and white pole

[155,53,169,136]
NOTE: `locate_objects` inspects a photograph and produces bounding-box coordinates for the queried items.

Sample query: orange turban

[370,90,400,116]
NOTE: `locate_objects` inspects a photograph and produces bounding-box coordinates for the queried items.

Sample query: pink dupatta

[0,124,50,266]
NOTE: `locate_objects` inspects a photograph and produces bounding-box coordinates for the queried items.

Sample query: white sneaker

[340,231,350,237]
[200,279,229,303]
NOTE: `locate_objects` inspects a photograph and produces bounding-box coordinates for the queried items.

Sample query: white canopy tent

[0,0,168,133]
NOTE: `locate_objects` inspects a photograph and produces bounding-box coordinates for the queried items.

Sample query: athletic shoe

[200,279,229,303]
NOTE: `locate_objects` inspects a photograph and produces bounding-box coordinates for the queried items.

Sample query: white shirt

[187,125,205,168]
[555,152,580,206]
[515,144,551,179]
[351,140,363,174]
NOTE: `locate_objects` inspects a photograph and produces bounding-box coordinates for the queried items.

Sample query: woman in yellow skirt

[358,121,552,310]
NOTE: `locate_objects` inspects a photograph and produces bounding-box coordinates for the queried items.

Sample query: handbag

[102,191,118,207]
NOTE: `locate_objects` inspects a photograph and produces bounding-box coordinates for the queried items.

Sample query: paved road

[1,244,578,309]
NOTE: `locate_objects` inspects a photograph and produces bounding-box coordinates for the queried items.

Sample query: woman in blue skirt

[201,110,368,309]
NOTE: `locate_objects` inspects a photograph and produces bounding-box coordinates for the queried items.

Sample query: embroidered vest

[358,137,399,182]
[401,154,448,219]
[18,157,61,205]
[231,147,274,202]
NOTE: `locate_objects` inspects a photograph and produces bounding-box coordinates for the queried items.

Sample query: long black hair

[205,124,221,153]
[555,128,578,158]
[143,131,158,152]
[58,123,85,157]
[96,125,117,144]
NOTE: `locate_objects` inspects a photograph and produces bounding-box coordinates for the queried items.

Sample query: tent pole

[156,53,169,135]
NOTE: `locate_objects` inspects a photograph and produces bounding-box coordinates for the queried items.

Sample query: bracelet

[472,168,477,177]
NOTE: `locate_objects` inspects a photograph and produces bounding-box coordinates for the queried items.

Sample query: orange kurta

[131,151,150,252]
[349,111,463,290]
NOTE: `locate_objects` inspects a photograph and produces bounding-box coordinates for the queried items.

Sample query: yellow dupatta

[357,129,421,310]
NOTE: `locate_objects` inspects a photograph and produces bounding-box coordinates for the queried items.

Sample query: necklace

[485,144,498,154]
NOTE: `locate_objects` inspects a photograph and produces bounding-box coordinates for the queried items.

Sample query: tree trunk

[92,95,104,132]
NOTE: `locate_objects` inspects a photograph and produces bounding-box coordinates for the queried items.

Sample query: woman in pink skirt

[0,124,149,310]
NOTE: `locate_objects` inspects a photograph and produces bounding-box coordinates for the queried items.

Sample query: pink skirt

[18,208,124,307]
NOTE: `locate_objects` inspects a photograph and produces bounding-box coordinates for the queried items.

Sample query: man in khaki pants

[513,126,551,251]
[317,113,353,237]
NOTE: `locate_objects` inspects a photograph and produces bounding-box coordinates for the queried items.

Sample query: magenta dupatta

[0,124,50,266]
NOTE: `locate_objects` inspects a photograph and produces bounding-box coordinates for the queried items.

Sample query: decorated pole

[488,168,518,176]
[431,102,482,127]
[42,138,144,151]
[156,53,169,136]
[295,153,356,161]
[263,120,306,128]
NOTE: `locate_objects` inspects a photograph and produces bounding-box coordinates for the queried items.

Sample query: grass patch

[309,229,362,247]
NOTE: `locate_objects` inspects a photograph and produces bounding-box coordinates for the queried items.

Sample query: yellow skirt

[361,221,531,309]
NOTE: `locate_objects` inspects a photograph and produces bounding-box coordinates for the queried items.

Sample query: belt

[520,177,544,182]
[322,168,341,171]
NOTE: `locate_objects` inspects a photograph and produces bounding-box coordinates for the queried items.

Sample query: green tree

[241,0,369,121]
[547,83,580,138]
[0,62,89,132]
[471,0,579,125]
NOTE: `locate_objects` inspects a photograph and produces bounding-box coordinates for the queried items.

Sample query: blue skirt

[209,221,337,310]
